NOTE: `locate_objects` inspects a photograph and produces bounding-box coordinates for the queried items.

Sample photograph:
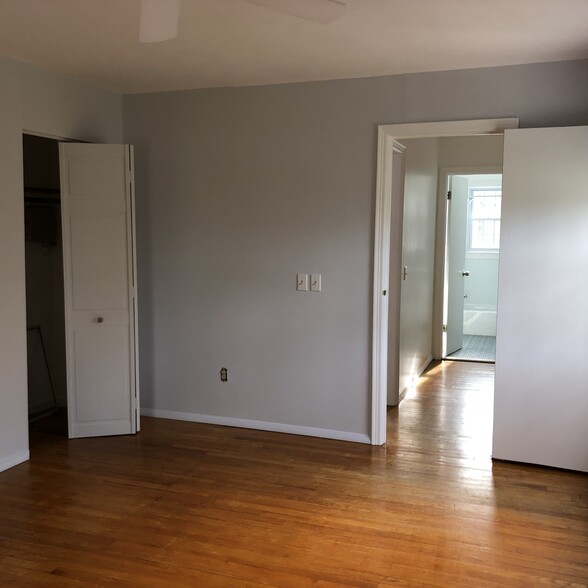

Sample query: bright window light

[468,189,502,250]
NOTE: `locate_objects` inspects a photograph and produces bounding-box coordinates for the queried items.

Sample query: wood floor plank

[0,360,586,586]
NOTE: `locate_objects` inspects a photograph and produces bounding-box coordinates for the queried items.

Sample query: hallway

[388,360,494,467]
[0,362,586,586]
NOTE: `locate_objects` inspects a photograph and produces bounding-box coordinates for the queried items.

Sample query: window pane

[471,194,501,220]
[471,219,500,249]
[469,189,501,250]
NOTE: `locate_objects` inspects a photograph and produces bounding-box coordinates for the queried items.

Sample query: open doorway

[23,137,140,442]
[372,118,518,445]
[23,134,68,438]
[443,173,502,363]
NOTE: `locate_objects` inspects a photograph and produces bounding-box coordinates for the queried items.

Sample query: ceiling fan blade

[140,0,181,43]
[244,0,347,24]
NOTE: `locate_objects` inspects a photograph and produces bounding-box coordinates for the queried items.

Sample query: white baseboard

[140,408,371,445]
[0,450,30,474]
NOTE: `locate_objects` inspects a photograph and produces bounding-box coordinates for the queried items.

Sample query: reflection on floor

[387,360,495,469]
[447,334,496,361]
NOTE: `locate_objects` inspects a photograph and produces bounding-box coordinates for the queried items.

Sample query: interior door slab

[445,175,469,356]
[493,126,588,472]
[60,143,138,439]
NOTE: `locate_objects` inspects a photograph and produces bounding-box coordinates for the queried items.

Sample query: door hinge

[447,190,452,200]
[442,324,447,332]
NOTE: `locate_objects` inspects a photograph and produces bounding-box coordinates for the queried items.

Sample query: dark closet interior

[23,134,67,422]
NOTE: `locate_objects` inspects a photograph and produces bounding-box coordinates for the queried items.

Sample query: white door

[60,143,139,438]
[494,126,588,472]
[445,175,469,356]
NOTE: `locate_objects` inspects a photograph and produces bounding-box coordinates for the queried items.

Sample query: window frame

[466,186,502,253]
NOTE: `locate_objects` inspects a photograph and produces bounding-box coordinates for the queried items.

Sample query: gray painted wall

[0,56,122,472]
[123,59,588,439]
[438,135,503,169]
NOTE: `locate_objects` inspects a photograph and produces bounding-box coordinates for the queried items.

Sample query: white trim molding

[371,118,519,446]
[378,118,519,140]
[372,136,405,449]
[0,450,30,474]
[141,409,371,445]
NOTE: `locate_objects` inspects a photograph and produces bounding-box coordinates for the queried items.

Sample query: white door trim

[127,146,140,431]
[372,138,404,444]
[371,118,518,446]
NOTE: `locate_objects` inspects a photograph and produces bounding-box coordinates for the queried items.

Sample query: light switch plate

[297,274,309,291]
[310,274,321,292]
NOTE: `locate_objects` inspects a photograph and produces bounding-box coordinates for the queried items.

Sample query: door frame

[371,118,518,446]
[22,132,139,438]
[436,166,503,360]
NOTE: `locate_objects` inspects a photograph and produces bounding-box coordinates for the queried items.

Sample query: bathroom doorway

[443,172,502,363]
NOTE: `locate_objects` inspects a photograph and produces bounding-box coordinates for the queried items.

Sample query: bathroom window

[468,189,502,250]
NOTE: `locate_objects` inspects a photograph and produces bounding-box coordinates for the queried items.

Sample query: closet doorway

[24,136,139,442]
[23,134,68,437]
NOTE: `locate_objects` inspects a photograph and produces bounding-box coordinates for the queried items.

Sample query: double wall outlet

[297,273,321,292]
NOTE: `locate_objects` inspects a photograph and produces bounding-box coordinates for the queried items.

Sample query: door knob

[461,270,470,277]
[96,317,104,323]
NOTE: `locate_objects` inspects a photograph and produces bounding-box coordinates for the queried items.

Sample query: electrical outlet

[220,367,228,382]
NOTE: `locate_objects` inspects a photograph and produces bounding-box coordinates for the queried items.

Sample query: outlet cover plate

[297,274,309,291]
[310,274,321,292]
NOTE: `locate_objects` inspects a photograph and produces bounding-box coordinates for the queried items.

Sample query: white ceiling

[1,0,587,94]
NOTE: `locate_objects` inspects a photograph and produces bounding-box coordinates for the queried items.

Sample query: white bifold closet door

[493,126,588,472]
[60,143,139,439]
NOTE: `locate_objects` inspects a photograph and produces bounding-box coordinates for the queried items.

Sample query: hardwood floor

[1,361,586,587]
